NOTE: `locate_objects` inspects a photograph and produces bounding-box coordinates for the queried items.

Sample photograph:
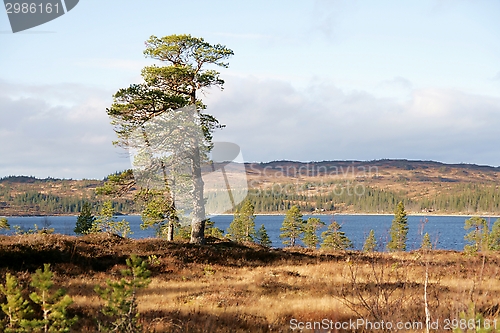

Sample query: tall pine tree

[387,201,408,252]
[464,216,489,254]
[227,200,256,242]
[280,205,304,247]
[321,221,353,250]
[489,218,500,251]
[302,217,325,249]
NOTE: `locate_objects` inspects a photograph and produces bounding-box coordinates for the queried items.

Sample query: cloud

[0,81,131,179]
[2,75,500,180]
[381,76,413,90]
[493,72,500,81]
[207,75,500,166]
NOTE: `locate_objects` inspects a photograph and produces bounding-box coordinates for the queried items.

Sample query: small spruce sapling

[0,273,33,333]
[29,264,77,333]
[94,255,151,333]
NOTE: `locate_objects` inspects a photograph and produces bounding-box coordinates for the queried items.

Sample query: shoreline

[2,212,500,218]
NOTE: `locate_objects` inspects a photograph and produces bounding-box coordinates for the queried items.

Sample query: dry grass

[1,234,500,332]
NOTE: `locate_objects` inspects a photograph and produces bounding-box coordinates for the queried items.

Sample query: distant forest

[2,159,500,216]
[1,180,499,216]
[0,176,135,215]
[234,183,500,214]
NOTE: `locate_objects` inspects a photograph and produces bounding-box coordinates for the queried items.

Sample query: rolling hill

[1,159,500,216]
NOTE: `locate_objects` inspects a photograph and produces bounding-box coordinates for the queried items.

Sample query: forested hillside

[1,160,500,216]
[0,176,135,215]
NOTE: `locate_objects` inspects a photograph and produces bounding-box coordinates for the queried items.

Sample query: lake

[1,214,496,251]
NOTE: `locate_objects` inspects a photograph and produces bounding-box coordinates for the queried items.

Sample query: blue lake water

[1,214,496,251]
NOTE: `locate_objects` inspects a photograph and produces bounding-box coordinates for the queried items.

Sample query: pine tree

[464,216,489,254]
[205,219,224,239]
[28,264,77,333]
[280,205,304,247]
[321,221,353,250]
[74,202,95,235]
[363,229,377,252]
[302,217,325,249]
[94,255,151,333]
[90,201,132,238]
[227,200,256,242]
[387,201,409,252]
[256,224,272,247]
[421,232,432,250]
[488,218,500,251]
[0,273,33,333]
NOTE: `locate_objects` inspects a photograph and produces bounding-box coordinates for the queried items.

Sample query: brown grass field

[1,233,499,332]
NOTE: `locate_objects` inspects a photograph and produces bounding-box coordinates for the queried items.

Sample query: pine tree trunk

[167,221,174,241]
[190,150,206,244]
[189,96,206,245]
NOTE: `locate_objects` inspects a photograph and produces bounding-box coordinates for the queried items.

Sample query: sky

[0,0,499,179]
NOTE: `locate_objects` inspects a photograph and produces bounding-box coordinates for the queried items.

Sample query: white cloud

[0,81,130,179]
[207,75,500,165]
[2,75,500,180]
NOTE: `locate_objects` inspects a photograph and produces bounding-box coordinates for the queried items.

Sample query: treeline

[229,183,500,214]
[0,190,136,215]
[2,181,500,216]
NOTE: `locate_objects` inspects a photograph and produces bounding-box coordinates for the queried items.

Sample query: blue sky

[1,0,499,178]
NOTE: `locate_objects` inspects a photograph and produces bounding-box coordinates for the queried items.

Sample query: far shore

[3,212,500,218]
